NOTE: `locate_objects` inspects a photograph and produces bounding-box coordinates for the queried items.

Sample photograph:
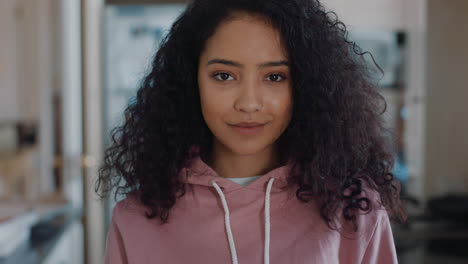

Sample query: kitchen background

[0,0,467,263]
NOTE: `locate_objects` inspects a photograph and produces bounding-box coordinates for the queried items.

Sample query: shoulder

[338,178,391,235]
[105,192,148,263]
[110,191,148,226]
[357,183,398,263]
[333,180,397,262]
[354,180,393,240]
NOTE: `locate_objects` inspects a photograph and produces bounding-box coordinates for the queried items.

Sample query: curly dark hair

[96,0,407,231]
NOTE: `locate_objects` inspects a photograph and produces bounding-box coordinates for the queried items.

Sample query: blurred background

[0,0,467,263]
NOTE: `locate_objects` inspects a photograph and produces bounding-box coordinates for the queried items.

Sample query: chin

[222,140,273,156]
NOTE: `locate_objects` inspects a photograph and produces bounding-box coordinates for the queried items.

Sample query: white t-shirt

[225,175,262,187]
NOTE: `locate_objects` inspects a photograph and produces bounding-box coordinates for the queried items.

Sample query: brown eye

[267,74,286,82]
[213,72,234,81]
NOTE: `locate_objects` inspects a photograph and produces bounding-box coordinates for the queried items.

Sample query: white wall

[3,0,56,196]
[321,0,406,30]
[424,0,468,196]
[0,0,19,122]
[0,0,51,124]
[0,0,42,123]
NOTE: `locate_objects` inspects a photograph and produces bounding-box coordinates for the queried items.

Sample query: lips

[229,122,266,136]
[231,122,265,128]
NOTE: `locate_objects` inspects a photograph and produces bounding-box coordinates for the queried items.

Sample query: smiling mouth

[228,123,267,135]
[229,122,267,128]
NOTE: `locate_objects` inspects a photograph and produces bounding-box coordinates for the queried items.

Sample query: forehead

[200,14,289,63]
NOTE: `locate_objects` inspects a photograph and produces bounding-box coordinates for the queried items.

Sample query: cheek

[198,81,229,120]
[198,76,213,111]
[200,95,225,118]
[268,90,293,120]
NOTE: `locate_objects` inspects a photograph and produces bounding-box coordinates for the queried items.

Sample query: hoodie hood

[178,145,296,264]
[181,153,294,193]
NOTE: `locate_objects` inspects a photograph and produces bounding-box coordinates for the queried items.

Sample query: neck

[204,141,282,179]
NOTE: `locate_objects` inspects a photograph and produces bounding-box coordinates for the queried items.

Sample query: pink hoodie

[104,152,398,264]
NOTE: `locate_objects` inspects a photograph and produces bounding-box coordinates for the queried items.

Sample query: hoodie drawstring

[211,177,276,264]
[264,177,274,264]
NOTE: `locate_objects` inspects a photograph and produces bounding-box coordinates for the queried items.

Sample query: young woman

[97,0,407,263]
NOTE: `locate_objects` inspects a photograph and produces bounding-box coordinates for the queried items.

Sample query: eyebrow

[206,58,290,68]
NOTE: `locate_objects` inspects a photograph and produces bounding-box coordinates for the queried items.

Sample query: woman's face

[197,14,293,156]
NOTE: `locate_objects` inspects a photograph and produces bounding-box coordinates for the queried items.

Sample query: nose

[234,78,263,113]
